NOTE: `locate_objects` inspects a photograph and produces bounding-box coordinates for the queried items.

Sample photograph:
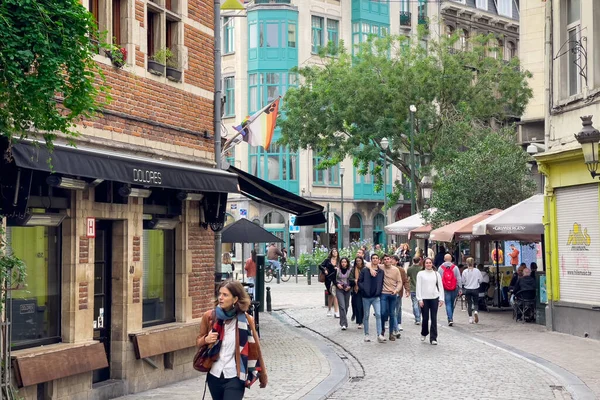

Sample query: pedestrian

[438,254,462,326]
[391,255,410,332]
[530,262,538,279]
[462,257,483,324]
[380,254,402,341]
[319,248,340,317]
[244,250,257,295]
[350,256,366,329]
[358,254,385,343]
[267,243,284,277]
[509,244,520,270]
[407,256,422,325]
[197,281,268,399]
[335,257,352,330]
[362,245,371,262]
[222,252,235,278]
[416,257,445,345]
[433,246,446,268]
[395,243,411,270]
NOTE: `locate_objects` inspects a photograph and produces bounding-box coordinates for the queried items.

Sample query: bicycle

[265,258,291,283]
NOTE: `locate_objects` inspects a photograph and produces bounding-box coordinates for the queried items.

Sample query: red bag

[441,264,457,291]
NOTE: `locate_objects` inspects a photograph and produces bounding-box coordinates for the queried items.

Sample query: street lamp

[340,166,345,248]
[421,175,433,202]
[574,115,600,178]
[409,105,417,215]
[380,136,389,223]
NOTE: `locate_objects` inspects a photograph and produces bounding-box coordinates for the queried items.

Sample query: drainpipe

[214,0,223,274]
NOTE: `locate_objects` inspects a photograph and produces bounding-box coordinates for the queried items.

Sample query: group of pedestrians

[319,248,486,345]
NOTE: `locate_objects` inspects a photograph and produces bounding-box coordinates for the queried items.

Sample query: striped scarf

[207,307,262,387]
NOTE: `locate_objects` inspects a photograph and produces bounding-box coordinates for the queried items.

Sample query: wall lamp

[118,185,152,198]
[46,175,88,190]
[143,218,179,230]
[176,192,204,201]
[574,115,600,179]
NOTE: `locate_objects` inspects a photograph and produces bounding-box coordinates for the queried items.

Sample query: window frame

[223,16,235,54]
[224,76,235,117]
[475,0,487,11]
[565,0,581,97]
[327,19,339,50]
[497,0,512,18]
[146,1,183,72]
[312,156,340,186]
[311,15,324,54]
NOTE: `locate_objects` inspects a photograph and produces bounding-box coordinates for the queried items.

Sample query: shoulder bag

[193,310,216,372]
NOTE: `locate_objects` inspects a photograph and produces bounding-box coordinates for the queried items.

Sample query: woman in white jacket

[416,258,445,345]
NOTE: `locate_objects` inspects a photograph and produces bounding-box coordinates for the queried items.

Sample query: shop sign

[86,217,96,238]
[289,215,300,233]
[231,204,238,210]
[239,209,247,218]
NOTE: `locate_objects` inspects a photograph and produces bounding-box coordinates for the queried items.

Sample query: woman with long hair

[319,248,340,317]
[350,256,366,329]
[416,257,444,345]
[222,252,235,278]
[335,257,352,330]
[197,281,268,399]
[396,243,411,270]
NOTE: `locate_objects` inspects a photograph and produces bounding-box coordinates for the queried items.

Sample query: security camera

[526,143,538,155]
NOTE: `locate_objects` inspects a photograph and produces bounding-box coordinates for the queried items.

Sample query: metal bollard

[276,269,281,284]
[266,287,272,312]
[307,267,311,285]
[295,264,298,284]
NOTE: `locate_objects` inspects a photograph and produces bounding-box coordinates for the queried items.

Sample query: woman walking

[416,258,444,345]
[350,256,366,329]
[335,257,352,330]
[396,243,411,270]
[196,281,268,399]
[462,257,483,324]
[319,248,340,317]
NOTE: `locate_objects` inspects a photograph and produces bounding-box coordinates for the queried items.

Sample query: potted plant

[166,51,182,82]
[104,43,127,68]
[148,48,171,76]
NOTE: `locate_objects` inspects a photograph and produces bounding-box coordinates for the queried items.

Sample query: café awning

[10,140,240,193]
[472,194,544,241]
[429,208,503,242]
[228,166,326,226]
[385,209,436,235]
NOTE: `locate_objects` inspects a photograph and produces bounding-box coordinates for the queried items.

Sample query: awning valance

[10,140,240,193]
[228,166,326,226]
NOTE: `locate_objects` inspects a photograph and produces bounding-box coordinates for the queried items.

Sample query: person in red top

[244,250,257,294]
[509,244,520,270]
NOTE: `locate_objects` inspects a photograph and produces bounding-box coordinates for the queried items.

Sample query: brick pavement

[115,312,330,400]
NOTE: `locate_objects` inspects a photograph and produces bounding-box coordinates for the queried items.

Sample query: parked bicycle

[265,258,290,283]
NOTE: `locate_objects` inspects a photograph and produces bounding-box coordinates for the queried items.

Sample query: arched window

[506,41,516,60]
[263,211,285,225]
[349,213,363,243]
[460,29,469,50]
[373,213,386,248]
[445,25,454,38]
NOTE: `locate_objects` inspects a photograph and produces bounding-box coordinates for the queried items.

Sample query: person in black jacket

[433,246,446,268]
[319,248,340,317]
[513,268,537,321]
[358,254,385,343]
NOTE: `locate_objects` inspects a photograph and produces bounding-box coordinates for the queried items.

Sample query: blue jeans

[411,292,421,323]
[380,293,398,333]
[362,297,382,336]
[267,260,281,275]
[444,289,459,321]
[396,295,403,325]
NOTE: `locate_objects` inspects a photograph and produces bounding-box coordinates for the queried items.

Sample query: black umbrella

[221,218,284,244]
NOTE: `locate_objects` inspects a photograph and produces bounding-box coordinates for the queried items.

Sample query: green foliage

[0,0,109,146]
[279,32,533,211]
[152,48,174,65]
[425,130,536,228]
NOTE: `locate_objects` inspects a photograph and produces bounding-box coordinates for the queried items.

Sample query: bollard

[307,267,311,285]
[295,264,298,284]
[266,287,272,312]
[276,268,281,284]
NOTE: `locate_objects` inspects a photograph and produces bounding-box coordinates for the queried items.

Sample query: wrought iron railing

[400,11,411,26]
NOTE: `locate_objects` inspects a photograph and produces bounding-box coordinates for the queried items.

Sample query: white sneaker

[377,335,386,343]
[421,335,426,342]
[357,324,363,329]
[341,326,347,331]
[415,321,421,325]
[398,325,403,331]
[474,311,479,324]
[334,312,340,318]
[394,331,401,339]
[469,317,474,324]
[364,336,371,342]
[327,311,332,317]
[431,340,438,345]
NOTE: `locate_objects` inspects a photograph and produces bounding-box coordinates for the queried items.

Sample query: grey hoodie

[438,262,462,291]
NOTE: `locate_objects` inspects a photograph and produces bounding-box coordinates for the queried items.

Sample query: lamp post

[574,115,600,178]
[409,105,417,214]
[340,166,345,248]
[380,137,389,249]
[421,175,433,203]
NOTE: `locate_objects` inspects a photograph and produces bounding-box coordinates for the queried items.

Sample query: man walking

[358,254,385,343]
[407,257,422,325]
[439,254,462,326]
[379,255,402,341]
[391,255,410,332]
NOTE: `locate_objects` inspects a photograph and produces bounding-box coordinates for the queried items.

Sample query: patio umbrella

[409,224,433,240]
[221,218,284,244]
[429,208,503,243]
[472,194,544,241]
[385,209,436,235]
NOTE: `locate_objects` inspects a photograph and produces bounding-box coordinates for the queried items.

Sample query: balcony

[254,0,291,3]
[400,11,411,27]
[418,14,428,27]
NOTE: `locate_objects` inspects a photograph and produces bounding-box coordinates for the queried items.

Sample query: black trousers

[421,298,439,342]
[207,373,245,400]
[351,291,364,325]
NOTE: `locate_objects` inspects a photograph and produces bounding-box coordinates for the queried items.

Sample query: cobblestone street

[118,279,600,400]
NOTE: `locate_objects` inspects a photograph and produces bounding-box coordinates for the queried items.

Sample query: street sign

[239,209,247,218]
[289,215,300,233]
[86,217,96,238]
[231,204,237,210]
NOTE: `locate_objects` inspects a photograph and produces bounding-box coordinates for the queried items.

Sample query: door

[93,221,112,383]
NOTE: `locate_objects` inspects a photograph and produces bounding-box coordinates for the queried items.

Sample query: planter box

[148,60,165,76]
[166,66,182,82]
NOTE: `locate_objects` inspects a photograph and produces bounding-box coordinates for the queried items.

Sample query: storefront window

[7,226,61,349]
[142,229,175,327]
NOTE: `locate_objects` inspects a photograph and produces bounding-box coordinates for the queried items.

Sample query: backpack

[441,264,457,291]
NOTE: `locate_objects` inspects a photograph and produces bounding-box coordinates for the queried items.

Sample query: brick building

[0,0,242,398]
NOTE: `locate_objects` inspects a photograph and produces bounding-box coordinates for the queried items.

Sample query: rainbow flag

[233,98,280,149]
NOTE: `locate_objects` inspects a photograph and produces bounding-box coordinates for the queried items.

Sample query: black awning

[228,166,326,226]
[10,140,239,193]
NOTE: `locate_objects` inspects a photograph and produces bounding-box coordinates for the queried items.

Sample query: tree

[424,130,536,228]
[0,1,108,398]
[278,33,532,211]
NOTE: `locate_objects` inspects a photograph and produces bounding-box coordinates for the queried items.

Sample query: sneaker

[357,324,363,329]
[395,331,401,339]
[341,326,347,331]
[334,312,340,318]
[431,340,438,345]
[474,311,479,324]
[398,325,403,332]
[327,311,332,317]
[388,333,396,341]
[364,336,371,342]
[469,317,474,324]
[421,336,426,342]
[448,320,453,327]
[415,321,421,325]
[377,335,386,343]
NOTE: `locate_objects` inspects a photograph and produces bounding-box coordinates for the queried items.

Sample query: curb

[271,311,349,400]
